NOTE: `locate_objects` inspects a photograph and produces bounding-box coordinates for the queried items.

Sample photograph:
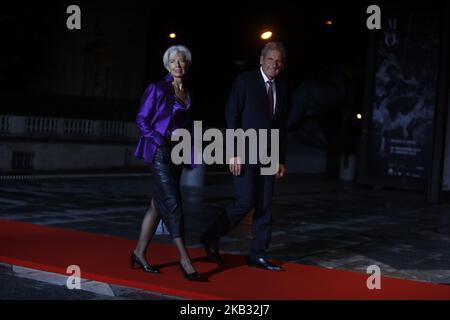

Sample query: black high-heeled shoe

[179,265,201,281]
[131,252,160,273]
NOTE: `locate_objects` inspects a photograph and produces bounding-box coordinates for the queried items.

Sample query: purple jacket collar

[165,73,174,82]
[164,73,191,108]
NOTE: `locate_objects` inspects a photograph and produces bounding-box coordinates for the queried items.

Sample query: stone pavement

[1,172,450,299]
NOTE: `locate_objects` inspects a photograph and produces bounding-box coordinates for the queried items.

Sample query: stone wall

[0,115,145,173]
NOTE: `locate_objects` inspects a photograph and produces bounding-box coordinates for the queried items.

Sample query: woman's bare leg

[173,237,197,274]
[134,198,196,273]
[133,199,160,265]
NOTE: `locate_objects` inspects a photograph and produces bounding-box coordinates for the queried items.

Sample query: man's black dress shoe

[200,235,224,265]
[247,257,283,271]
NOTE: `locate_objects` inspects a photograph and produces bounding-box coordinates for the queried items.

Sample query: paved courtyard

[1,171,450,299]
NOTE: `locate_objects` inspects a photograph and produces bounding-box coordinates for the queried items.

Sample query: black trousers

[204,164,275,259]
[151,142,184,238]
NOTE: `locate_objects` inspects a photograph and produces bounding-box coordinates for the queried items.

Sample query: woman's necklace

[173,82,187,104]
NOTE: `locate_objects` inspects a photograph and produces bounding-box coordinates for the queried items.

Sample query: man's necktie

[267,80,274,118]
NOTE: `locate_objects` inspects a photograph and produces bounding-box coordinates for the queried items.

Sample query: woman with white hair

[132,45,200,281]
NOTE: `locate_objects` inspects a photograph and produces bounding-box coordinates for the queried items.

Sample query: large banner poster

[369,10,440,180]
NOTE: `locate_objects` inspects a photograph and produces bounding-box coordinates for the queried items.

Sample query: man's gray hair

[261,42,286,60]
[163,45,192,69]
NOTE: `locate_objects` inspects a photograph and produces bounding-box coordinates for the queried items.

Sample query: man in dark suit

[201,42,288,271]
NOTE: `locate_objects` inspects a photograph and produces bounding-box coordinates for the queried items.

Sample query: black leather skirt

[150,137,184,238]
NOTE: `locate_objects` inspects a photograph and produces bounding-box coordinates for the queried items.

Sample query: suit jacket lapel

[273,79,283,117]
[254,69,273,121]
[255,69,268,102]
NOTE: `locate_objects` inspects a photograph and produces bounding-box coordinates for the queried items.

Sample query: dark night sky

[146,0,374,127]
[0,0,423,126]
[146,1,371,111]
[147,0,375,128]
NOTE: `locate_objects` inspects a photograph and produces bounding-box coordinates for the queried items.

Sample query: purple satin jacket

[134,74,192,164]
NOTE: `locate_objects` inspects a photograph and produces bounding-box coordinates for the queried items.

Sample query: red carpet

[1,219,450,300]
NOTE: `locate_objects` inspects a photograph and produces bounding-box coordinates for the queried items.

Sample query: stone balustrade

[0,115,138,140]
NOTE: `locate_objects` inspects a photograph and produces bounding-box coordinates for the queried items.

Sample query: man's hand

[275,164,286,179]
[229,157,243,176]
